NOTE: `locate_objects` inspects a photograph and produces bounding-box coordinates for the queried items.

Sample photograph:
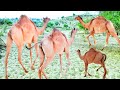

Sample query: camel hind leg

[102,32,110,51]
[107,21,120,45]
[12,27,28,73]
[27,44,33,68]
[31,43,39,70]
[17,45,28,73]
[38,56,54,79]
[87,30,95,47]
[64,48,71,74]
[5,32,13,79]
[59,54,62,73]
[92,34,96,47]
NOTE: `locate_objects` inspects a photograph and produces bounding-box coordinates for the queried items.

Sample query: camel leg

[66,52,71,65]
[101,62,107,79]
[31,43,39,70]
[39,46,45,68]
[38,56,54,79]
[111,32,120,45]
[92,34,96,47]
[107,21,120,45]
[59,54,62,73]
[5,33,13,79]
[28,44,32,68]
[86,34,92,47]
[103,65,107,79]
[84,62,91,77]
[102,32,110,51]
[17,45,28,73]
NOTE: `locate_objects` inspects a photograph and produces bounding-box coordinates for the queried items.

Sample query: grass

[0,27,120,79]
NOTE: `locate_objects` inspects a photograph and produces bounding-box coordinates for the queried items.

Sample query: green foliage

[61,16,64,19]
[73,13,75,16]
[100,11,120,33]
[0,18,13,26]
[0,24,9,37]
[64,24,68,28]
[47,22,54,28]
[77,23,84,30]
[55,21,59,26]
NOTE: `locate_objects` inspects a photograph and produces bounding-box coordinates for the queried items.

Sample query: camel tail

[25,42,40,50]
[102,54,107,62]
[39,42,45,55]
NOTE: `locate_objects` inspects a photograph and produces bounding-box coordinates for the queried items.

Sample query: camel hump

[20,15,28,18]
[89,48,97,52]
[19,15,29,20]
[96,16,107,21]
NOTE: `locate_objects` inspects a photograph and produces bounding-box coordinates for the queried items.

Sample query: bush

[0,18,13,26]
[47,22,54,28]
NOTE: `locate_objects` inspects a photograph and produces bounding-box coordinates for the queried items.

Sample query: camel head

[43,17,50,23]
[70,28,77,37]
[75,15,83,21]
[76,49,81,53]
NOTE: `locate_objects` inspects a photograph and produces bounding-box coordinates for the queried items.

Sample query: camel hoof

[101,48,104,51]
[5,76,8,79]
[96,69,99,71]
[103,76,106,79]
[25,70,28,73]
[88,73,92,76]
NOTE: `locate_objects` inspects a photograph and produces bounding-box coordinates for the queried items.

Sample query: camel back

[17,15,37,32]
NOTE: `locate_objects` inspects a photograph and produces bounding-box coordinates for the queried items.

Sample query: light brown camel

[76,48,107,79]
[27,28,77,79]
[4,15,50,79]
[75,16,120,50]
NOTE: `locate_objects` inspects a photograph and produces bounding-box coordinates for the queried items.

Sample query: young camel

[76,48,107,79]
[75,16,120,50]
[4,15,50,79]
[27,28,77,79]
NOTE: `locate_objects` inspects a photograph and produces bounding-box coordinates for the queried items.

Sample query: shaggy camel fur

[27,28,77,79]
[77,48,107,79]
[4,15,50,79]
[75,16,120,50]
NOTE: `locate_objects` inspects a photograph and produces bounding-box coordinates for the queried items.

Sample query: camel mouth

[76,49,80,52]
[75,17,77,20]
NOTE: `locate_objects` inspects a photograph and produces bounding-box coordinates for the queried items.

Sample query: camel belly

[55,47,65,54]
[94,27,106,33]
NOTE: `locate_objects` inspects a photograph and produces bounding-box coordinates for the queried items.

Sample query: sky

[0,11,99,19]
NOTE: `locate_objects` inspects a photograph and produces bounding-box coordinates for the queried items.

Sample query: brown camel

[76,48,107,79]
[27,28,77,79]
[75,16,120,50]
[4,15,50,79]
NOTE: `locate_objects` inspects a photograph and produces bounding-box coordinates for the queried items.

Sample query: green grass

[0,28,120,79]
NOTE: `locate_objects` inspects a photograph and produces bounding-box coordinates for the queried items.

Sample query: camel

[76,48,107,79]
[75,16,120,50]
[4,15,50,79]
[27,28,77,79]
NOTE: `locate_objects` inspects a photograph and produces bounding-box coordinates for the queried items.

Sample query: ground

[0,27,120,79]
